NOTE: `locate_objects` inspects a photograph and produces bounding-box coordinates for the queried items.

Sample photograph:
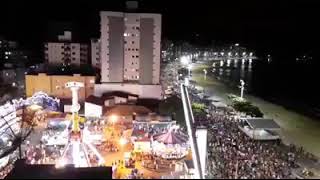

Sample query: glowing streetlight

[203,69,207,80]
[187,64,192,76]
[239,80,245,100]
[228,52,232,57]
[180,56,189,65]
[119,137,127,146]
[110,115,118,124]
[220,60,224,67]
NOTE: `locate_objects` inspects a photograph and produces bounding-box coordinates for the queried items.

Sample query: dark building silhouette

[5,159,112,179]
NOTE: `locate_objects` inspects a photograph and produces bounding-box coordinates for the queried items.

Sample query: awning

[242,118,281,130]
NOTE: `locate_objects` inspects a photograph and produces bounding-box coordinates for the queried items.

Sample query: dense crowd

[189,89,318,179]
[0,154,17,179]
[205,112,294,179]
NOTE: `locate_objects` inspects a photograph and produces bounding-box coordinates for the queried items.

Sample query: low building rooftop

[104,105,151,117]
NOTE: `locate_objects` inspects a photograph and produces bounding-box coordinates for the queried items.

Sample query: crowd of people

[0,154,17,179]
[187,86,319,179]
[206,113,294,179]
[161,58,320,179]
[97,140,119,153]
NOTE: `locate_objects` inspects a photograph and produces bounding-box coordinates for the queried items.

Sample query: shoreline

[191,64,320,158]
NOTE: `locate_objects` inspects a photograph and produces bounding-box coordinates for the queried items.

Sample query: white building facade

[99,11,161,85]
[90,39,101,69]
[44,31,89,66]
[97,11,163,99]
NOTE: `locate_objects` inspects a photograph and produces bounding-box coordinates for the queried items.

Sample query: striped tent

[153,129,188,145]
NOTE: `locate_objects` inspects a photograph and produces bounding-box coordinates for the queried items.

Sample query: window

[132,55,135,58]
[128,48,131,51]
[136,27,140,30]
[124,41,127,44]
[136,55,139,58]
[132,41,134,44]
[136,48,139,51]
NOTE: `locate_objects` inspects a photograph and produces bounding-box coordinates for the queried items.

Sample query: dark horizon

[0,0,319,60]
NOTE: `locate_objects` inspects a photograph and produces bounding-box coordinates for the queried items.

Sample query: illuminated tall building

[99,10,161,84]
[96,4,163,99]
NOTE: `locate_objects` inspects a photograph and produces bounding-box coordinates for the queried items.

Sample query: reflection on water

[212,58,253,91]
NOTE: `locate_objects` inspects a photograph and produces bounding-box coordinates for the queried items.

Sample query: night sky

[1,0,320,114]
[0,0,319,59]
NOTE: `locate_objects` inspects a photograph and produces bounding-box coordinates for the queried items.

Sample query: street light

[239,80,245,100]
[119,137,127,146]
[180,56,189,65]
[110,115,118,125]
[203,69,207,80]
[187,64,192,77]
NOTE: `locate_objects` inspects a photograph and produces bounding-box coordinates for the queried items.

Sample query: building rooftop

[184,160,194,169]
[241,118,281,130]
[101,91,139,99]
[104,105,151,117]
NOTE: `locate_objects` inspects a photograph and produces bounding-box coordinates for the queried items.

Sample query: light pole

[240,79,245,100]
[203,69,207,80]
[187,64,192,77]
